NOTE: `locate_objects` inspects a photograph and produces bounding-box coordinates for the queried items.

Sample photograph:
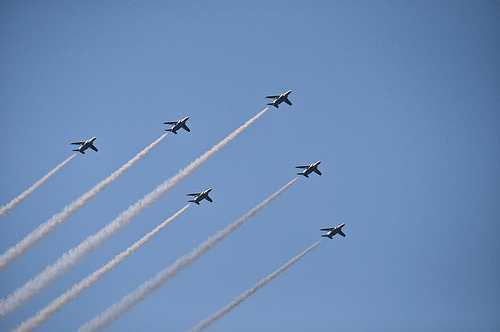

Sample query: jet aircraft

[187,188,213,205]
[71,137,98,154]
[163,116,190,134]
[296,160,322,178]
[265,90,292,108]
[320,223,346,239]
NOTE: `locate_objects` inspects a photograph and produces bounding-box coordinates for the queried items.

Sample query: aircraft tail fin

[297,173,308,177]
[267,103,278,108]
[188,200,199,205]
[73,149,84,154]
[165,129,177,134]
[321,235,332,239]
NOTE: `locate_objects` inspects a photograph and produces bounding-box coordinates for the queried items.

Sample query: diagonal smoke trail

[190,239,323,332]
[0,107,268,317]
[0,154,76,219]
[14,204,190,332]
[78,176,298,332]
[0,133,168,273]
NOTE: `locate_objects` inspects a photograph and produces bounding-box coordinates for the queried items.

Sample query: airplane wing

[163,121,178,125]
[295,166,309,169]
[182,124,191,132]
[70,142,85,145]
[265,95,279,99]
[338,230,346,237]
[284,99,292,106]
[187,193,201,196]
[320,228,334,231]
[90,145,98,152]
[205,196,213,203]
[314,169,322,176]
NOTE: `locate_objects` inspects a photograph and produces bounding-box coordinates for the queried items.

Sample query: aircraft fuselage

[188,188,213,205]
[267,90,292,108]
[321,223,346,239]
[72,137,97,154]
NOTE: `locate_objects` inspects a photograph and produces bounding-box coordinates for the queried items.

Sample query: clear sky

[1,1,499,331]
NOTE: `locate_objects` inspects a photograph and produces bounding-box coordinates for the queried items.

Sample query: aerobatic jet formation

[265,90,292,108]
[163,116,190,134]
[320,223,346,239]
[71,137,98,154]
[187,188,213,205]
[296,161,322,178]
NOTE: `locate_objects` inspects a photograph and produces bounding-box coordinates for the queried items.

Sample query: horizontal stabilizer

[321,235,332,239]
[188,200,199,205]
[73,149,84,154]
[297,173,308,177]
[267,103,279,108]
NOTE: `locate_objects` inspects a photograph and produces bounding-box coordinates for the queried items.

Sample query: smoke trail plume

[190,239,323,332]
[0,108,267,317]
[14,204,190,332]
[0,154,76,219]
[78,176,297,332]
[0,133,168,273]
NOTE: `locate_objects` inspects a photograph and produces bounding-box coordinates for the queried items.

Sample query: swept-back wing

[284,99,292,106]
[205,196,213,202]
[338,230,346,237]
[265,95,280,99]
[295,165,309,169]
[90,145,98,152]
[182,124,191,132]
[71,142,85,145]
[163,121,178,124]
[186,193,201,196]
[314,169,322,175]
[320,228,334,231]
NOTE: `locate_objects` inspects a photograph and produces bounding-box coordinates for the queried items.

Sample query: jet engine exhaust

[78,176,297,332]
[190,239,323,331]
[0,154,76,219]
[13,204,190,332]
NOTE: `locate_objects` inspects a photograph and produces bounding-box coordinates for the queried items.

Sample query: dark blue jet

[320,223,346,239]
[265,90,292,108]
[296,160,322,178]
[71,137,98,154]
[187,188,213,205]
[164,116,190,134]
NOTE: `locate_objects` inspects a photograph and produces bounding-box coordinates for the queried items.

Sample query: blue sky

[1,1,499,331]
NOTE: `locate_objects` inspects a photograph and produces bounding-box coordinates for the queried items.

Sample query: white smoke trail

[0,154,76,219]
[190,239,323,332]
[0,108,268,317]
[78,176,297,332]
[0,133,168,273]
[14,204,190,332]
